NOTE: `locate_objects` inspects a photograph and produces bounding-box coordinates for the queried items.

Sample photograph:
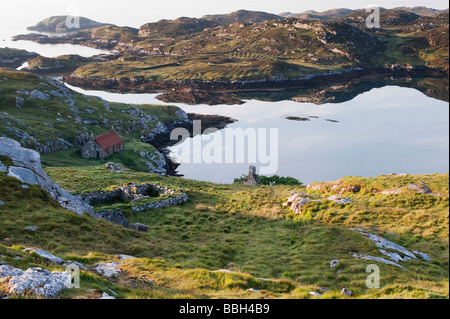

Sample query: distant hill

[342,9,422,27]
[139,17,218,37]
[280,6,449,21]
[27,16,112,33]
[202,9,281,25]
[139,10,282,38]
[393,6,449,17]
[280,8,356,21]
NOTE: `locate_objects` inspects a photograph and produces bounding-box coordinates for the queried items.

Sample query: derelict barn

[81,130,124,160]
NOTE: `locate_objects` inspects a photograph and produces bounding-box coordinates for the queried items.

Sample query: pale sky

[1,0,448,28]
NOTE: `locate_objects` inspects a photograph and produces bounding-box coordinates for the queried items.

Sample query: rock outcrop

[406,182,444,196]
[284,192,352,215]
[0,262,70,298]
[93,262,121,278]
[130,223,148,232]
[103,162,126,172]
[350,228,432,268]
[24,248,66,264]
[0,137,93,215]
[307,180,361,194]
[89,210,130,228]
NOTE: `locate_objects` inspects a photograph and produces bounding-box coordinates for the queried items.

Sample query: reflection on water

[63,82,449,184]
[65,83,164,104]
[168,86,449,184]
[1,26,112,58]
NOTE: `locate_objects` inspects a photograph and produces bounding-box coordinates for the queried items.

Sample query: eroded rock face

[0,263,70,298]
[0,137,93,216]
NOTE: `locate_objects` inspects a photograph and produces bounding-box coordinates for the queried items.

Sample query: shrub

[234,174,303,186]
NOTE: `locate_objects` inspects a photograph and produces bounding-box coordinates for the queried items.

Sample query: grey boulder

[341,288,352,297]
[0,137,93,215]
[30,90,50,100]
[93,262,121,278]
[131,223,148,232]
[24,248,66,265]
[0,263,70,298]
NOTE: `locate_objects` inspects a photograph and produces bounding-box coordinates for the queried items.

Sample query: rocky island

[12,9,449,104]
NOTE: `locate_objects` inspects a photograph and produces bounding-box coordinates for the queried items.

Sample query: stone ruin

[81,182,168,205]
[240,166,262,185]
[80,182,188,229]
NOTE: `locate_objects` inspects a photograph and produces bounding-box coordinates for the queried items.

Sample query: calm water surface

[65,84,449,184]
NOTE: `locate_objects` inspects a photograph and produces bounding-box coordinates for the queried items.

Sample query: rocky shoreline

[146,113,236,176]
[63,66,448,105]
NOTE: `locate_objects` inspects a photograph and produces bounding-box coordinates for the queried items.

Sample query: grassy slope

[1,165,448,299]
[0,48,37,68]
[0,68,183,171]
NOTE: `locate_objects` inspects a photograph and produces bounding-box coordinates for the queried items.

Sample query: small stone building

[81,130,124,160]
[241,166,262,185]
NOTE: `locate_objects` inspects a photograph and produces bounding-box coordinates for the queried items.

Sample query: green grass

[1,164,447,299]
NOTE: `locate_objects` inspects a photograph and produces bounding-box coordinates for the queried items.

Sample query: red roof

[94,131,123,150]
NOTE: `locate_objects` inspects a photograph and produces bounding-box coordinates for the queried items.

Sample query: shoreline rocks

[63,67,448,105]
